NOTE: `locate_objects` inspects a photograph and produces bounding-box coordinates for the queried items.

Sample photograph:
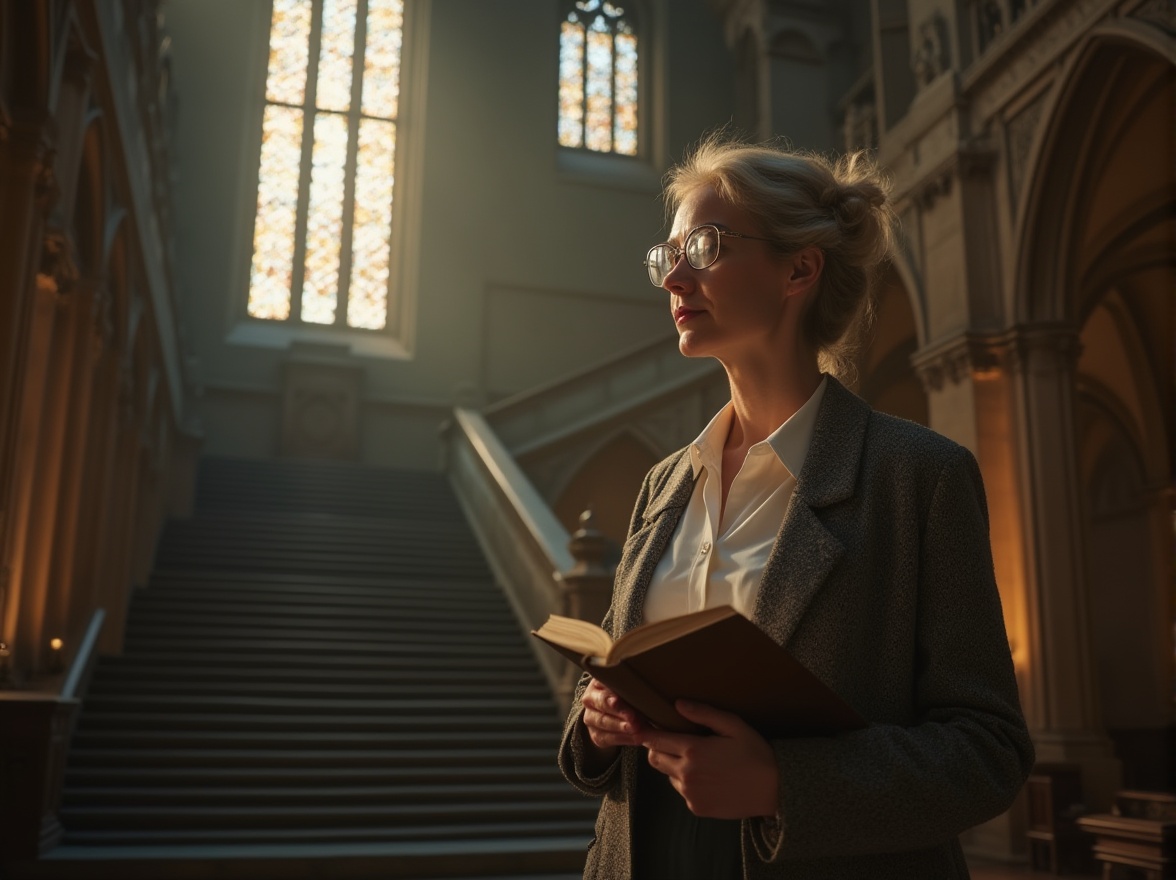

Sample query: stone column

[74,345,120,619]
[913,331,1034,859]
[2,231,73,679]
[0,121,55,663]
[95,367,144,656]
[1010,324,1121,809]
[47,280,108,647]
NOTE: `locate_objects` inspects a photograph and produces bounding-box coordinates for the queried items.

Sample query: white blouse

[643,377,828,624]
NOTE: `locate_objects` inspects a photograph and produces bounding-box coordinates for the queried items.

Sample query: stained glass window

[558,1,639,156]
[248,0,404,330]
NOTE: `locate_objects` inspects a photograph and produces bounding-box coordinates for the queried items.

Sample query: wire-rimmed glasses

[644,224,777,287]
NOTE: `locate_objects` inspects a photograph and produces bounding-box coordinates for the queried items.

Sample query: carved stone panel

[280,359,363,461]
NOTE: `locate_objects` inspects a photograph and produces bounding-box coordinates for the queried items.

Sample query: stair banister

[443,408,585,702]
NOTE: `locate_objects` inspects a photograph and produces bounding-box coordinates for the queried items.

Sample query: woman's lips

[674,307,702,325]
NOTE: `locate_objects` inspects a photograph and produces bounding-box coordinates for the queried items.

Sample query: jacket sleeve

[748,448,1035,862]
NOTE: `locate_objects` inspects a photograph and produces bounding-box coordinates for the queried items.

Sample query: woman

[557,136,1035,879]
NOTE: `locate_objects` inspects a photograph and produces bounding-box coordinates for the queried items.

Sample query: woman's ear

[785,246,824,299]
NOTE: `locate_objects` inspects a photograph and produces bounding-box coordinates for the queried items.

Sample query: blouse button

[700,541,712,556]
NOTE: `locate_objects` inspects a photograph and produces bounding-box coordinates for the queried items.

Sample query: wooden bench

[1076,791,1176,879]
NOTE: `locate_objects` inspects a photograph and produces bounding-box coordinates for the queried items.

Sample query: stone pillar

[913,332,1033,859]
[47,281,107,648]
[20,251,86,679]
[555,508,614,709]
[96,368,145,655]
[1010,324,1121,809]
[2,231,73,679]
[0,121,55,664]
[72,324,120,631]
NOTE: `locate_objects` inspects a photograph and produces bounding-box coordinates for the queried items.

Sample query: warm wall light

[48,638,64,674]
[0,642,11,687]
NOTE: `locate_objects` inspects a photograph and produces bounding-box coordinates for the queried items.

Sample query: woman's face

[661,186,798,364]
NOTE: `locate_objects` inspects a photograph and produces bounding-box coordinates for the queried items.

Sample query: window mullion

[609,19,618,153]
[336,0,369,329]
[288,0,326,324]
[579,14,589,150]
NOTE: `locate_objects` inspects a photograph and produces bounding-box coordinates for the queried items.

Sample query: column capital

[37,229,79,304]
[912,323,1083,391]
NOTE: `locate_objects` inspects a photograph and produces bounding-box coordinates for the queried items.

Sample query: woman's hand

[642,699,779,820]
[580,678,648,767]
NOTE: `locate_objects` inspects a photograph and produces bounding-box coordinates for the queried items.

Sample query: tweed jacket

[557,376,1035,880]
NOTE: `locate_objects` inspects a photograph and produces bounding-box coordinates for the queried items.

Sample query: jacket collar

[791,375,870,508]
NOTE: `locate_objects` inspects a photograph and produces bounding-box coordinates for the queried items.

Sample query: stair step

[59,818,592,847]
[62,780,580,808]
[95,652,541,672]
[66,746,558,769]
[70,728,559,751]
[86,681,550,700]
[76,710,559,735]
[81,695,555,714]
[60,799,596,831]
[65,765,564,786]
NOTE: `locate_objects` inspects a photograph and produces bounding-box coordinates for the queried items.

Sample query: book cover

[533,605,866,737]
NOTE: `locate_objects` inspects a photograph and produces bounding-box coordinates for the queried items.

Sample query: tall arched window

[558,1,639,156]
[247,0,404,331]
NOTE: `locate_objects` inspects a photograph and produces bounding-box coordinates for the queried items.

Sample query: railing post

[554,508,614,709]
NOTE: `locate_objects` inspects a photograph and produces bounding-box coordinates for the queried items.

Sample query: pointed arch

[551,427,662,547]
[1014,23,1176,324]
[857,264,927,426]
[72,113,108,277]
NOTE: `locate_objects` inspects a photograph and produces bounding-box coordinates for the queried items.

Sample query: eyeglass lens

[646,226,721,287]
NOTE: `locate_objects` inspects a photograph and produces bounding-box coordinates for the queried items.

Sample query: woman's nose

[662,253,693,292]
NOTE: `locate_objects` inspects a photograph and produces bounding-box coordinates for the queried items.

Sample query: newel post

[554,508,614,709]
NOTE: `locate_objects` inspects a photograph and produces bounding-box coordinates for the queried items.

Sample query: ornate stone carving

[912,336,974,392]
[843,100,878,151]
[1006,89,1048,210]
[972,0,1109,121]
[913,324,1082,391]
[912,13,951,88]
[280,359,362,461]
[1130,0,1176,34]
[915,170,954,209]
[38,229,79,298]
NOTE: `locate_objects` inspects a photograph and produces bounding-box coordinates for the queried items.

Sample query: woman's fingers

[581,678,646,748]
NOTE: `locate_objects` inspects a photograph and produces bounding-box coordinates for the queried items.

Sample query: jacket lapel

[612,450,696,635]
[752,377,871,647]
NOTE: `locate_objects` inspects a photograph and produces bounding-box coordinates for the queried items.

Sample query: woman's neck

[721,351,822,452]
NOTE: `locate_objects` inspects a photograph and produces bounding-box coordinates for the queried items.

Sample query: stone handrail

[442,409,575,697]
[484,334,720,455]
[442,409,614,709]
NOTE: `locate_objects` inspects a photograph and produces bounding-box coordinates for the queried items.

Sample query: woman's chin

[676,331,713,359]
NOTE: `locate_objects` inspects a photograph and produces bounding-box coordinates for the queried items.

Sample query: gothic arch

[551,427,662,548]
[71,114,108,276]
[886,245,928,347]
[105,221,129,355]
[1015,23,1176,324]
[857,265,926,426]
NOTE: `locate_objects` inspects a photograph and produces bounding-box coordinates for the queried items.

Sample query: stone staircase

[22,457,594,879]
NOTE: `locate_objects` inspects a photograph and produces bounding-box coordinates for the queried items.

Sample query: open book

[533,605,865,737]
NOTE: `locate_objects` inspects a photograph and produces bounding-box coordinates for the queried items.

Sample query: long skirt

[632,755,743,879]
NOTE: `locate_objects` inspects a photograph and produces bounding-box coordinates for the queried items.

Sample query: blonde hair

[664,134,898,380]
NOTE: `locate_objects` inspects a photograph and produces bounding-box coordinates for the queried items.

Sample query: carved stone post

[555,508,615,708]
[1010,324,1122,809]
